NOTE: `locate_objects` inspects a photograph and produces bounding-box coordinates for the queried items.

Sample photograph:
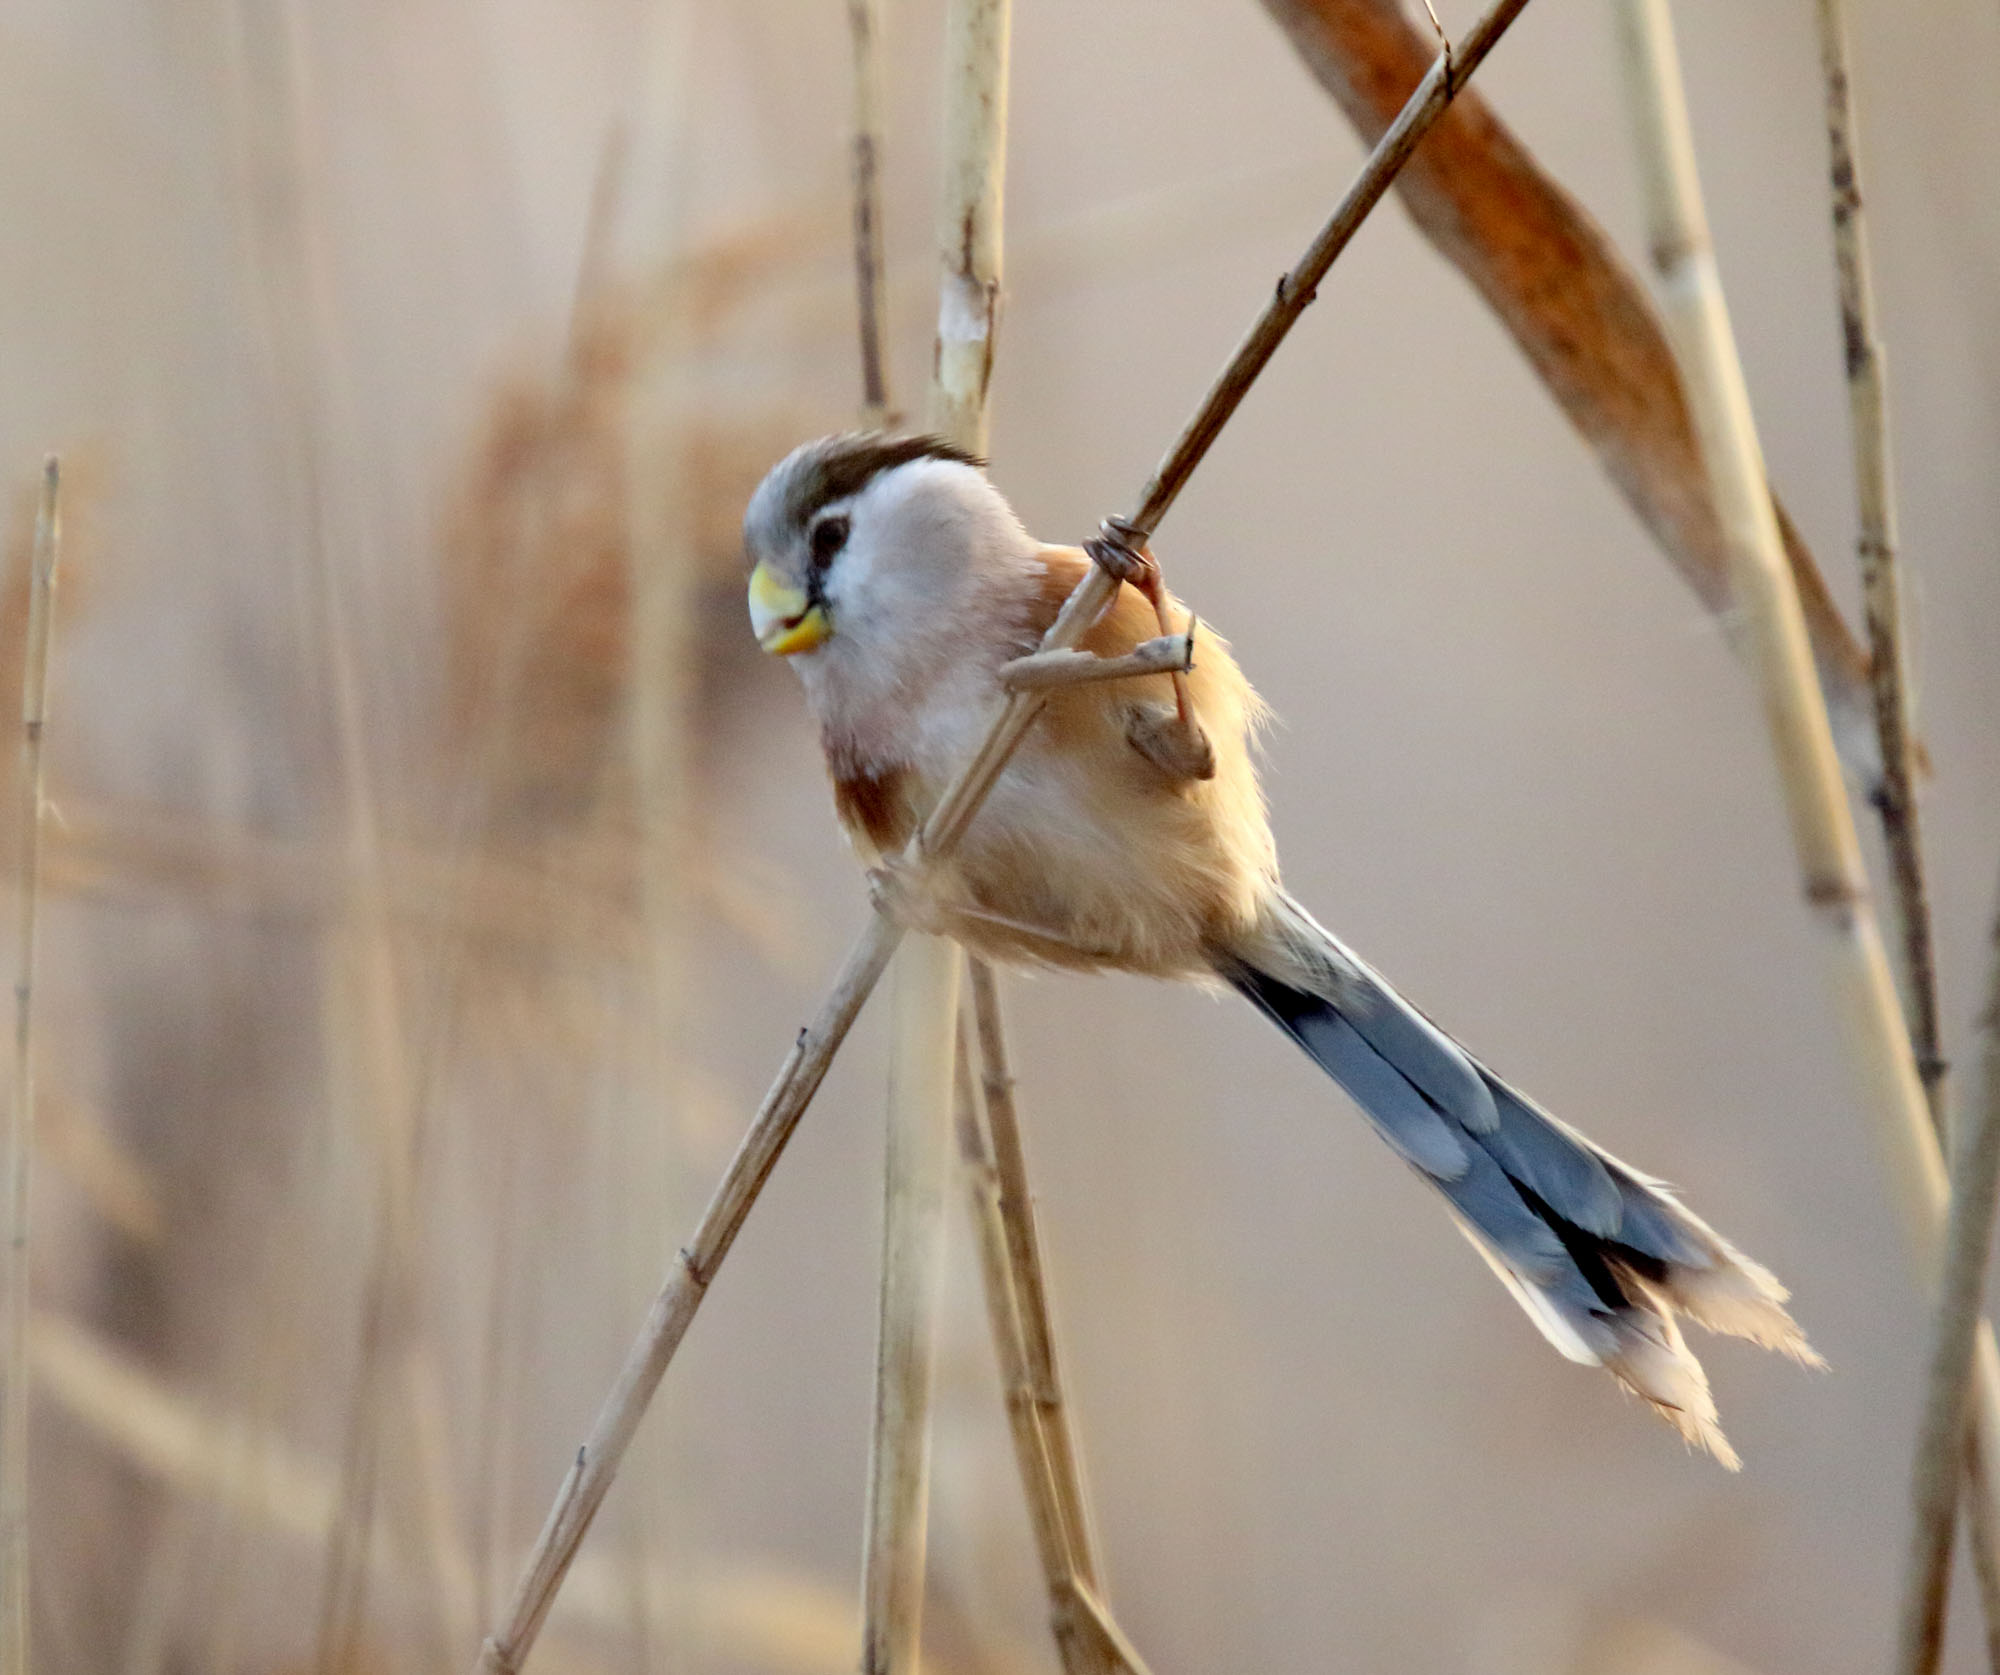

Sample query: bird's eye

[809,515,850,570]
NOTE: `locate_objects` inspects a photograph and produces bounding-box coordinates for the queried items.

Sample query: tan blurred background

[2,0,1998,1670]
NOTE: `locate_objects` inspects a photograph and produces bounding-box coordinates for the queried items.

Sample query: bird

[743,430,1817,1467]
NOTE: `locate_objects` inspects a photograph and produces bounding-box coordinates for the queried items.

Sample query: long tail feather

[1221,894,1817,1465]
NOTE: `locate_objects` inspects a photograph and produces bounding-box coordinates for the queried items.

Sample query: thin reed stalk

[847,0,893,424]
[966,965,1094,1594]
[1610,0,2000,1626]
[474,8,1536,1661]
[1,459,59,1675]
[961,967,1152,1675]
[1811,0,1942,1110]
[1810,5,1995,1655]
[951,1021,1072,1634]
[1897,872,2000,1675]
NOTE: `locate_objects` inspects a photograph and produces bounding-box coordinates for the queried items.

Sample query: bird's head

[743,432,1034,685]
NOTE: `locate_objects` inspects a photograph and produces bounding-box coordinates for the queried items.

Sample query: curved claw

[1127,706,1217,782]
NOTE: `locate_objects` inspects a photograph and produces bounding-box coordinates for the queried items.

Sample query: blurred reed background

[2,0,1998,1670]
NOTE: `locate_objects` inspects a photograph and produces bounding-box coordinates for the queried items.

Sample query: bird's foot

[1084,522,1214,781]
[865,856,957,937]
[1081,516,1156,589]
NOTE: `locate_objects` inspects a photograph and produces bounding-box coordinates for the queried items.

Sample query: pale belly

[914,730,1266,979]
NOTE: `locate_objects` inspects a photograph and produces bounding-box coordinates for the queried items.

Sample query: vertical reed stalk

[1897,873,2000,1675]
[950,1024,1076,1654]
[1811,0,1942,1116]
[1610,0,2000,1632]
[1810,4,1998,1656]
[927,0,1010,457]
[860,1,1009,1666]
[1,459,59,1675]
[848,0,893,425]
[959,970,1152,1675]
[861,935,963,1675]
[967,965,1096,1593]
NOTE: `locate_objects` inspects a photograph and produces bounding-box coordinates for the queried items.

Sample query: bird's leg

[870,861,1115,963]
[1117,545,1215,783]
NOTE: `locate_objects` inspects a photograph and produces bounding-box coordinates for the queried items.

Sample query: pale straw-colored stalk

[1897,875,2000,1675]
[473,6,1534,1661]
[926,0,1009,455]
[1609,0,2000,1636]
[1,458,59,1675]
[861,935,963,1675]
[859,0,1009,1665]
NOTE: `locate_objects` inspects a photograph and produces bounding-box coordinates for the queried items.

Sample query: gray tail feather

[1221,899,1818,1468]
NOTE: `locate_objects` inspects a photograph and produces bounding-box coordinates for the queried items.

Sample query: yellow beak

[748,561,832,656]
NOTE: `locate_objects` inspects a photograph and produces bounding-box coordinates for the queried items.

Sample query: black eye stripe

[810,514,850,568]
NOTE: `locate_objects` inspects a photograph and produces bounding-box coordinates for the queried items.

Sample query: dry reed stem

[476,13,1536,1663]
[964,965,1152,1675]
[966,966,1096,1595]
[1,458,58,1675]
[1897,873,2000,1674]
[1610,0,2000,1611]
[1810,6,1988,1657]
[475,911,905,1674]
[1811,0,1942,1108]
[859,0,1009,1666]
[862,936,963,1675]
[1119,0,1530,541]
[1258,0,1881,782]
[950,1023,1074,1637]
[848,0,893,423]
[927,0,1010,459]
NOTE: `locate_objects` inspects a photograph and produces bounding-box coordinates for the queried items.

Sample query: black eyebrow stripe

[786,433,984,526]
